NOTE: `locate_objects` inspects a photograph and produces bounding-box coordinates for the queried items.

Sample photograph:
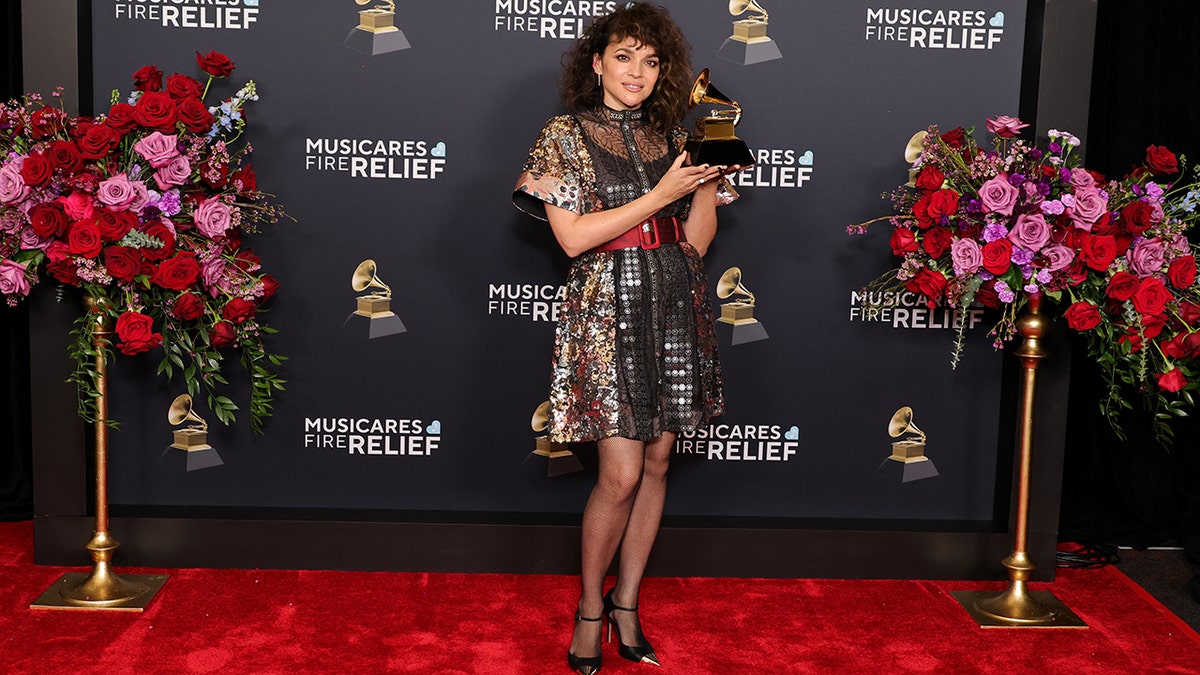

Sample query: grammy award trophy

[685,69,756,168]
[344,0,411,55]
[343,259,407,338]
[165,394,223,471]
[715,267,768,345]
[529,401,583,477]
[718,0,783,65]
[876,406,938,482]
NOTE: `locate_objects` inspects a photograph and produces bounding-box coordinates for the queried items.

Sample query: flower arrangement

[850,116,1200,443]
[0,50,286,433]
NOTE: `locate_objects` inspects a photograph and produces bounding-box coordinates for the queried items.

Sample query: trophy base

[343,311,407,339]
[344,26,411,55]
[717,319,769,346]
[876,456,939,483]
[684,138,755,168]
[161,445,224,472]
[718,37,783,65]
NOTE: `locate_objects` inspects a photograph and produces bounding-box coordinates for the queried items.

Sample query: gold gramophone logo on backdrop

[166,394,224,471]
[876,406,939,482]
[718,0,783,65]
[715,266,768,345]
[345,0,411,55]
[528,401,583,477]
[685,69,756,168]
[343,258,407,339]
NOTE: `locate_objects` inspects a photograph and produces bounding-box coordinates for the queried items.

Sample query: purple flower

[983,222,1009,242]
[1011,247,1035,265]
[1008,173,1025,187]
[995,280,1015,303]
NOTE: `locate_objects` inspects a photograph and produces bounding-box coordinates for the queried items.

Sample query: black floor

[1110,547,1200,633]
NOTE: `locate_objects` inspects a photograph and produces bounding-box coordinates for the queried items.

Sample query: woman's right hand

[653,153,726,203]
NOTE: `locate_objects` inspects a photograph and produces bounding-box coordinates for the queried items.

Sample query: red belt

[592,216,685,253]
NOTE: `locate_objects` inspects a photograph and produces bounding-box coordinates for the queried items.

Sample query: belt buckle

[639,220,662,250]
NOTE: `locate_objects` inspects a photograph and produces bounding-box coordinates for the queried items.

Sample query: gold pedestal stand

[952,294,1084,627]
[32,301,167,611]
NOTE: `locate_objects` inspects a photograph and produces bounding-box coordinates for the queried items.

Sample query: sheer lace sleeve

[513,116,596,221]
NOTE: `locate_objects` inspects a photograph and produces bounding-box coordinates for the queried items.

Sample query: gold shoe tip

[642,654,661,667]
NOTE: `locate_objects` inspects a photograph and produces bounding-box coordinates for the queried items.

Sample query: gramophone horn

[351,259,392,297]
[904,131,928,165]
[688,69,742,126]
[168,394,208,432]
[888,406,926,442]
[531,401,551,432]
[730,0,769,21]
[716,267,756,305]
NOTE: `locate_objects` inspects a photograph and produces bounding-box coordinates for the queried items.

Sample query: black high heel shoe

[603,589,660,667]
[568,611,603,675]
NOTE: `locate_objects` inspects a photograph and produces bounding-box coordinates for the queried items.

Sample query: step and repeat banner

[96,0,1028,525]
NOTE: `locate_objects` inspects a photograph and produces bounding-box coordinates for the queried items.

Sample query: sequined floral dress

[514,107,733,443]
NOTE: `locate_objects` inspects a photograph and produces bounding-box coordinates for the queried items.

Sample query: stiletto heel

[567,611,603,675]
[603,589,660,667]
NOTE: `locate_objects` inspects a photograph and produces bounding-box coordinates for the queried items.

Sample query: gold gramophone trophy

[877,406,939,482]
[345,0,411,55]
[343,258,407,338]
[685,69,756,168]
[167,394,224,471]
[718,0,783,65]
[904,130,929,187]
[530,401,583,477]
[715,266,768,345]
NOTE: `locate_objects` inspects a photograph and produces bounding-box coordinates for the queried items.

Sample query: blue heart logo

[784,426,800,441]
[990,11,1004,27]
[431,142,446,158]
[797,150,814,166]
[426,420,441,434]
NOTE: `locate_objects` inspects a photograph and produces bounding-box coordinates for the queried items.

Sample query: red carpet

[3,520,1199,674]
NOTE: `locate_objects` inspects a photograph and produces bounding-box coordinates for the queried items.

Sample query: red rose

[914,165,945,193]
[1106,271,1140,301]
[1142,313,1167,339]
[196,50,235,77]
[200,159,229,189]
[29,106,66,138]
[95,208,136,241]
[115,311,162,356]
[231,164,257,194]
[1167,255,1197,290]
[139,221,176,261]
[46,258,79,285]
[1145,145,1179,175]
[259,274,280,301]
[941,127,966,149]
[133,91,177,131]
[912,195,933,229]
[921,226,953,258]
[981,239,1013,275]
[1180,300,1200,326]
[47,141,83,174]
[926,189,960,221]
[19,153,52,186]
[166,73,203,100]
[131,64,163,92]
[105,103,137,133]
[1157,367,1187,393]
[889,226,918,255]
[210,320,237,348]
[1162,333,1189,359]
[221,297,258,324]
[1132,277,1173,316]
[1064,301,1102,331]
[172,292,206,320]
[1120,200,1155,236]
[975,282,1001,309]
[28,202,69,238]
[67,220,103,258]
[232,248,260,272]
[1081,234,1118,271]
[104,246,143,282]
[903,268,947,308]
[176,97,214,134]
[152,252,201,291]
[76,123,120,160]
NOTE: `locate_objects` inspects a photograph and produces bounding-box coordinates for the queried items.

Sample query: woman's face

[592,36,660,111]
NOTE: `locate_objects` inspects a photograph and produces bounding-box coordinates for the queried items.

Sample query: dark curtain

[0,4,33,521]
[1060,0,1200,592]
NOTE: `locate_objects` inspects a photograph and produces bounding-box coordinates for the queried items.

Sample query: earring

[596,73,602,87]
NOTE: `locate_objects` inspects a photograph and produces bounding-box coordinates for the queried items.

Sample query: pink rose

[1127,238,1166,277]
[133,131,180,168]
[0,165,29,205]
[1038,244,1075,272]
[1008,213,1051,251]
[1069,187,1108,228]
[979,173,1020,216]
[950,238,982,275]
[985,115,1030,138]
[97,173,138,211]
[1068,168,1095,190]
[0,259,31,297]
[193,197,232,239]
[154,155,191,190]
[58,191,97,221]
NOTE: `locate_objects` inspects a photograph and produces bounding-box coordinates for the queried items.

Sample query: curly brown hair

[559,3,692,136]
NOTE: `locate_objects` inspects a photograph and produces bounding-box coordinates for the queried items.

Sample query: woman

[513,4,737,673]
